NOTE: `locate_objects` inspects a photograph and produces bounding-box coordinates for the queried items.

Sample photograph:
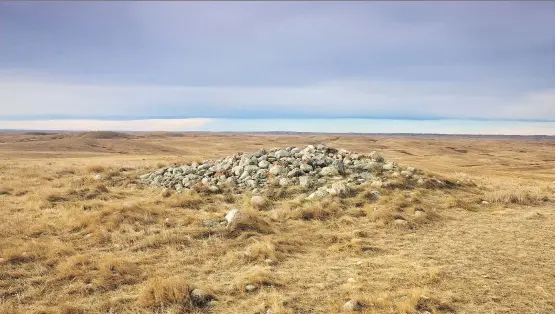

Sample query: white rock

[382,163,394,171]
[482,200,490,205]
[279,178,289,187]
[269,165,286,176]
[414,210,426,218]
[208,185,219,193]
[400,170,412,177]
[275,150,290,158]
[347,277,356,283]
[225,208,239,225]
[394,219,408,226]
[245,284,258,292]
[343,299,363,311]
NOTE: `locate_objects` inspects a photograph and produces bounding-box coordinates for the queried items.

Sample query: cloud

[0,77,553,120]
[0,2,553,123]
[0,118,211,132]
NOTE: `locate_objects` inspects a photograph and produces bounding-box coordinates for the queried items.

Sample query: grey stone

[299,176,315,188]
[275,150,290,158]
[269,165,286,176]
[258,160,270,169]
[251,195,266,208]
[343,300,363,311]
[208,185,219,193]
[287,168,304,177]
[190,288,213,306]
[279,178,289,187]
[300,163,313,172]
[320,167,339,176]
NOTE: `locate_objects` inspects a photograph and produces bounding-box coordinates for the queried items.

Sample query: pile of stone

[140,145,430,199]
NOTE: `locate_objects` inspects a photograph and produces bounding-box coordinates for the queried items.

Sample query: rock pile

[140,145,431,199]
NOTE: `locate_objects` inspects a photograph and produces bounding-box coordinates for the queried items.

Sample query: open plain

[0,131,553,314]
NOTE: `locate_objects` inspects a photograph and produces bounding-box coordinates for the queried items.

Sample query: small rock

[400,170,412,177]
[320,167,339,176]
[300,163,313,172]
[347,277,356,283]
[225,208,239,225]
[482,200,490,205]
[275,149,290,158]
[251,195,266,208]
[343,299,363,311]
[279,178,289,187]
[269,165,286,176]
[265,258,277,266]
[245,284,258,292]
[208,185,220,193]
[414,210,426,218]
[93,174,103,180]
[0,258,5,264]
[355,260,364,266]
[394,219,408,226]
[382,163,394,171]
[299,176,315,188]
[307,189,328,200]
[190,288,214,306]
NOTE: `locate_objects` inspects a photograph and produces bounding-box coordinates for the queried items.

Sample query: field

[0,131,553,314]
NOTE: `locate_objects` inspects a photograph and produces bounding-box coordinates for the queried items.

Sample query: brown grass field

[0,131,554,314]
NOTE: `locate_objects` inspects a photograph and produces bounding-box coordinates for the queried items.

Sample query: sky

[0,1,554,134]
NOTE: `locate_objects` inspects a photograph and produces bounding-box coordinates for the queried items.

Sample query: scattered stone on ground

[140,145,435,199]
[394,218,409,226]
[343,299,363,311]
[245,284,257,292]
[190,288,214,307]
[224,208,239,225]
[251,195,266,208]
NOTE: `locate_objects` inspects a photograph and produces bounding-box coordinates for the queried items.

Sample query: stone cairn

[140,145,430,199]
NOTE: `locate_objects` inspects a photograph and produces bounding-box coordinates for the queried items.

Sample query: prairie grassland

[0,132,553,314]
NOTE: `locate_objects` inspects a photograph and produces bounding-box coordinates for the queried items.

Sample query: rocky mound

[140,145,441,199]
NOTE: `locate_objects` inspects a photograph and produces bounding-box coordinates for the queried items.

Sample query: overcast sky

[0,1,554,133]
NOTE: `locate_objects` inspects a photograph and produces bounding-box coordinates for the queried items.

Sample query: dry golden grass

[0,132,553,313]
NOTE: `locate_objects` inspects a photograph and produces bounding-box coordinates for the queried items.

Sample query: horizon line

[0,116,554,123]
[0,129,553,138]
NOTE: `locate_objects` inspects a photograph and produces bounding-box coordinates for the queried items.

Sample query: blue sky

[0,1,554,134]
